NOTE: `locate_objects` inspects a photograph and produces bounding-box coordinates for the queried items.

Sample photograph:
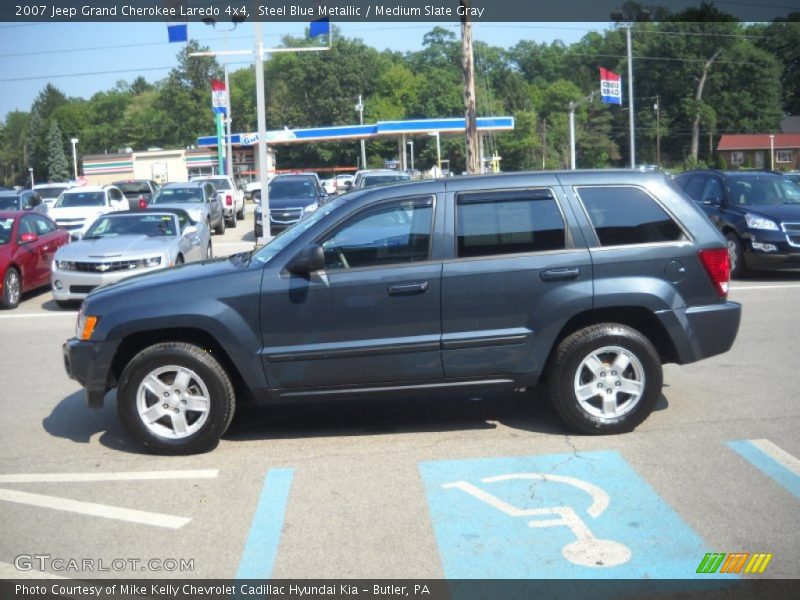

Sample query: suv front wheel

[117,342,236,454]
[547,323,662,435]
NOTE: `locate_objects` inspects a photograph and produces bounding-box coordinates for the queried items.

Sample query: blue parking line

[419,451,729,580]
[235,468,294,579]
[727,441,800,499]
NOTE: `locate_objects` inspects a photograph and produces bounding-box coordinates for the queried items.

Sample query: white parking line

[730,284,800,291]
[0,312,77,319]
[749,439,800,476]
[0,469,219,484]
[0,488,191,529]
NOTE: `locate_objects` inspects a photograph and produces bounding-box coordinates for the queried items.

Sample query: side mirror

[184,225,198,235]
[286,244,325,276]
[20,232,38,244]
[704,195,723,206]
[344,181,352,189]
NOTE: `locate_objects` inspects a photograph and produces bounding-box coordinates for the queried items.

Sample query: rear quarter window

[576,186,686,247]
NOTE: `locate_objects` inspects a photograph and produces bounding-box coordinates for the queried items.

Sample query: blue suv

[63,171,740,454]
[675,170,800,276]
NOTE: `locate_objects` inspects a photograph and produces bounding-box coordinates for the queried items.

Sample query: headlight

[55,260,75,271]
[76,305,99,341]
[139,256,162,268]
[745,213,778,230]
[303,202,319,214]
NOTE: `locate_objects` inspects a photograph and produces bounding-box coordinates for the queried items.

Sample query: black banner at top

[2,0,799,23]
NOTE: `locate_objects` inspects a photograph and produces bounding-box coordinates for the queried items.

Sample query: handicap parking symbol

[419,451,724,579]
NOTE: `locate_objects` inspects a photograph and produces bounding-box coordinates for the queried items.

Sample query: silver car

[148,181,225,235]
[51,209,212,306]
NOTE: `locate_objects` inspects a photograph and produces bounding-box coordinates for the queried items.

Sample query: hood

[737,203,800,222]
[55,235,174,260]
[86,253,252,303]
[150,202,206,212]
[49,206,109,220]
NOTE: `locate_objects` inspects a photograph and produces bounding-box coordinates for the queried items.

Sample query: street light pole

[223,28,234,179]
[568,102,576,170]
[70,137,79,180]
[770,134,775,170]
[254,20,270,244]
[428,132,441,175]
[626,25,636,168]
[356,95,367,169]
[28,167,34,188]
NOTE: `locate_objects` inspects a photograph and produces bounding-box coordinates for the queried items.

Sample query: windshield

[0,217,14,245]
[269,179,317,199]
[252,196,346,264]
[116,182,152,196]
[35,186,68,199]
[196,178,230,190]
[151,188,204,204]
[725,176,800,205]
[0,194,20,210]
[55,192,106,207]
[84,213,178,239]
[360,175,409,188]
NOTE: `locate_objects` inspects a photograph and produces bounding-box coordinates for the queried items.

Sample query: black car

[113,179,160,210]
[0,189,46,213]
[254,174,328,237]
[674,169,800,276]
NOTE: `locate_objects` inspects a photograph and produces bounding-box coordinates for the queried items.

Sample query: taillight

[138,195,148,209]
[698,248,730,298]
[225,194,232,206]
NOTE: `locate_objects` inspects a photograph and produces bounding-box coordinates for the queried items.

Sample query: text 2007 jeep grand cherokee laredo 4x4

[63,171,741,454]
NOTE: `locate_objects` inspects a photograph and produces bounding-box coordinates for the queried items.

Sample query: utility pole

[356,95,367,169]
[625,25,635,168]
[254,19,270,242]
[568,102,576,170]
[460,0,479,174]
[654,95,661,167]
[542,118,547,170]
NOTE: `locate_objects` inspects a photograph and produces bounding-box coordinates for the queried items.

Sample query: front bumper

[744,249,800,270]
[742,230,800,270]
[52,265,163,300]
[63,338,106,408]
[656,301,742,365]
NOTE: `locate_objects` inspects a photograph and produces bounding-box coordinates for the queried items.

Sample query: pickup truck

[63,171,741,454]
[190,176,245,228]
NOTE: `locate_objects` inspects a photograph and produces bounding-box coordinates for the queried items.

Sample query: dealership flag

[211,79,227,115]
[167,23,188,43]
[599,67,622,105]
[310,17,330,38]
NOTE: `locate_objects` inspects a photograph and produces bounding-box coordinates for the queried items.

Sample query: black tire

[214,217,225,235]
[546,323,662,435]
[1,266,21,309]
[227,208,237,228]
[175,254,184,265]
[237,205,245,220]
[725,232,747,278]
[207,242,213,259]
[254,225,262,239]
[117,342,236,454]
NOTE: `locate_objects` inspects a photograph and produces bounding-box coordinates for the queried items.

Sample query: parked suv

[674,169,800,276]
[63,171,740,454]
[254,174,328,237]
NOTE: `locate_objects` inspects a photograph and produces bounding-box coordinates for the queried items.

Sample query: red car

[0,211,70,309]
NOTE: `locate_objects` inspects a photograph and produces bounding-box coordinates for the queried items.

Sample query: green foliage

[46,120,70,181]
[716,155,728,170]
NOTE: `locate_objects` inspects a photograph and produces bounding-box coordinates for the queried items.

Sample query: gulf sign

[600,67,622,105]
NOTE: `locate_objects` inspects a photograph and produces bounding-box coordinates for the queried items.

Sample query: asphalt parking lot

[1,208,798,582]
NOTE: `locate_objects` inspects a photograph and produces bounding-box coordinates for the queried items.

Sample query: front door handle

[540,267,580,282]
[388,281,429,296]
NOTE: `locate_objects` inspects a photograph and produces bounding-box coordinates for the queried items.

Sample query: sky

[0,21,600,121]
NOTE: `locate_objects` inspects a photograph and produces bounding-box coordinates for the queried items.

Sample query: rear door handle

[388,281,429,296]
[540,267,581,282]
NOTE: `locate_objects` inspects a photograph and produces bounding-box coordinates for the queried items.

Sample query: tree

[25,109,45,181]
[46,120,70,182]
[0,111,31,186]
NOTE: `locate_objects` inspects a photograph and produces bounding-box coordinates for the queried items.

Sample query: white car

[335,174,354,192]
[320,177,338,195]
[33,182,75,209]
[48,185,129,240]
[190,176,244,228]
[51,209,211,305]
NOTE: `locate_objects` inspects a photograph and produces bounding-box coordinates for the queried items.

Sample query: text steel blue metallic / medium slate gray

[63,170,741,454]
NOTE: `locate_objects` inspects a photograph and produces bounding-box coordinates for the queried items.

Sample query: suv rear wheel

[725,232,747,278]
[117,342,235,454]
[547,323,662,435]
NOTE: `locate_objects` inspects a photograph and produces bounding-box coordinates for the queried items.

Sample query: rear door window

[576,186,685,246]
[683,175,707,201]
[455,189,566,258]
